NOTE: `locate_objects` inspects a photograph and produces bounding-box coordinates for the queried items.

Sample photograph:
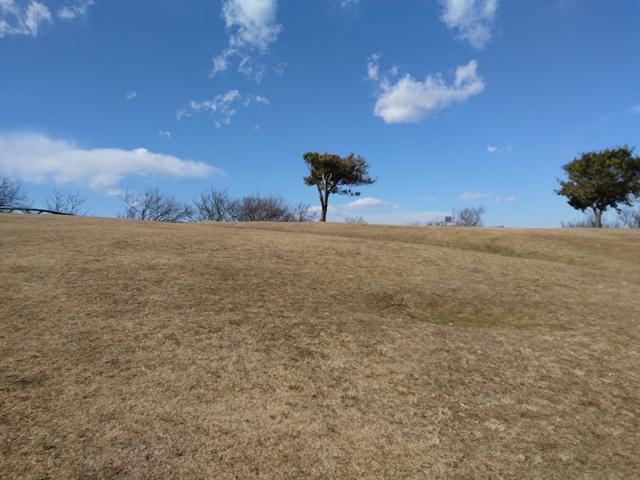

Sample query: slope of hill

[1,215,639,479]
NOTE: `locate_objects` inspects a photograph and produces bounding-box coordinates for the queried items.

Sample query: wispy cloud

[211,0,282,82]
[0,0,52,37]
[367,55,485,124]
[0,132,218,190]
[158,130,173,140]
[125,90,137,100]
[494,195,516,204]
[309,196,398,218]
[346,197,396,209]
[307,194,456,225]
[0,0,94,37]
[177,90,269,128]
[334,0,360,9]
[631,105,640,114]
[460,191,491,201]
[367,54,381,81]
[486,144,512,154]
[459,192,515,204]
[58,0,94,21]
[440,0,498,49]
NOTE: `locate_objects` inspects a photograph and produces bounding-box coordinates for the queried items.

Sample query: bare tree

[454,207,486,227]
[618,207,640,228]
[194,189,239,222]
[121,188,193,222]
[561,208,640,228]
[291,202,318,222]
[236,194,294,222]
[45,190,86,215]
[561,212,619,228]
[561,214,599,228]
[344,216,367,224]
[423,216,450,227]
[0,178,28,208]
[194,191,315,223]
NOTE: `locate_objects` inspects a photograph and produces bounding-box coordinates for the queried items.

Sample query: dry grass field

[1,215,639,479]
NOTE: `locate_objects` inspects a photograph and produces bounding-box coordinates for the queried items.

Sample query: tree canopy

[556,146,640,227]
[303,152,375,222]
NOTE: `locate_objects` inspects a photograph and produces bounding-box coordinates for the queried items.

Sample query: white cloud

[125,90,137,100]
[460,191,490,200]
[0,0,93,37]
[440,0,498,49]
[0,0,51,37]
[459,192,515,203]
[486,144,511,154]
[24,0,49,32]
[158,130,173,140]
[212,0,282,82]
[175,108,190,121]
[0,132,218,190]
[211,54,229,75]
[58,0,94,21]
[368,56,485,124]
[346,197,394,208]
[223,0,281,52]
[178,90,270,128]
[307,195,454,225]
[309,196,398,218]
[367,53,381,81]
[335,0,360,9]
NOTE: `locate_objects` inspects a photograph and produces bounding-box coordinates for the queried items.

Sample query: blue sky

[1,0,639,226]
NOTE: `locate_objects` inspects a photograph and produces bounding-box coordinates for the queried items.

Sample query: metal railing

[0,206,74,216]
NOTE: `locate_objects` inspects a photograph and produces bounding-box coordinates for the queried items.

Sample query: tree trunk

[320,205,327,222]
[319,189,330,222]
[593,208,603,228]
[317,180,330,222]
[322,186,331,222]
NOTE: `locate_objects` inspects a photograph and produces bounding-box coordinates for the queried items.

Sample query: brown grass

[1,215,639,479]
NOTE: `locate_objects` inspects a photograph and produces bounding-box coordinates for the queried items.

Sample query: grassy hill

[1,215,639,479]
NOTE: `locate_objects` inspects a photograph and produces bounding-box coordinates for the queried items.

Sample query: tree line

[0,152,377,223]
[3,148,640,227]
[121,189,317,223]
